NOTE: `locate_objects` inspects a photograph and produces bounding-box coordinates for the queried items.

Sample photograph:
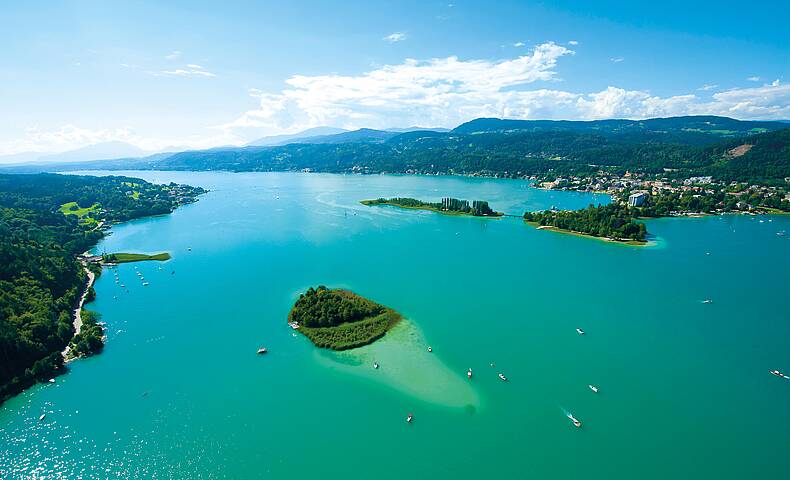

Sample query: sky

[1,0,788,156]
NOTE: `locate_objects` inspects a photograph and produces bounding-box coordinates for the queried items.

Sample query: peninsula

[0,173,205,405]
[103,252,171,263]
[289,286,401,350]
[361,197,503,217]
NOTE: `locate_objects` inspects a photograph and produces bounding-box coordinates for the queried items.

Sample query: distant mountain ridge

[453,115,788,139]
[0,141,148,166]
[247,126,348,146]
[4,116,789,184]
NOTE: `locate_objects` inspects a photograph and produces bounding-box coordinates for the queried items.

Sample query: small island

[289,286,402,350]
[361,197,503,217]
[523,204,648,245]
[102,252,171,264]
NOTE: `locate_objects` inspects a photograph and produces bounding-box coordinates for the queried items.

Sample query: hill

[247,126,348,146]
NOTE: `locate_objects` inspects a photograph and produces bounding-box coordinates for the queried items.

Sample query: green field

[103,252,171,263]
[59,201,98,217]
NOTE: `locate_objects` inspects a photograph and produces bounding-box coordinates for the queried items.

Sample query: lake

[1,171,789,479]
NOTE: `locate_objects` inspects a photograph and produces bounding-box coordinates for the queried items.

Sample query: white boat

[373,362,379,369]
[39,413,46,421]
[48,378,55,383]
[770,369,788,379]
[257,347,267,354]
[467,368,473,379]
[427,346,432,352]
[406,413,413,423]
[498,373,507,382]
[142,282,149,286]
[588,384,599,393]
[576,328,585,335]
[567,413,581,428]
[702,299,713,304]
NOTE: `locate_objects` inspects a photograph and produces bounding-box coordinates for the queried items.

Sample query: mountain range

[3,116,789,184]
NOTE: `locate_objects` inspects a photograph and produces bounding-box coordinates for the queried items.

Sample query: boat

[48,378,55,383]
[576,328,585,335]
[427,346,432,352]
[770,369,789,379]
[142,282,149,286]
[257,347,267,354]
[373,362,379,369]
[702,299,713,304]
[567,413,582,428]
[588,384,599,393]
[467,368,473,379]
[39,413,46,421]
[498,373,507,382]
[288,321,300,330]
[406,413,413,423]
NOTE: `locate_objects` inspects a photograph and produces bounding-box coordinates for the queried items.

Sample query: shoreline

[61,265,96,361]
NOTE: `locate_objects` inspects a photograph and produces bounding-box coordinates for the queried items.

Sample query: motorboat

[498,373,507,382]
[39,413,46,421]
[257,347,267,354]
[588,384,599,393]
[567,413,581,428]
[373,362,379,369]
[770,369,789,379]
[702,299,713,304]
[427,346,432,353]
[467,368,473,379]
[576,328,585,335]
[406,413,413,423]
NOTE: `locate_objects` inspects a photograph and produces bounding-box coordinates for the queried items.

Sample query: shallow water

[1,172,789,479]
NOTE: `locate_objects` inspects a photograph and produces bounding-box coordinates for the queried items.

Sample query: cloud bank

[221,42,789,138]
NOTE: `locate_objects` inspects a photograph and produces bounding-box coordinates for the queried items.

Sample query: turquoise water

[2,172,789,479]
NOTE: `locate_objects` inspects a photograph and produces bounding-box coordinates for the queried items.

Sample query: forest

[524,204,648,242]
[0,173,204,404]
[289,286,401,350]
[34,118,786,186]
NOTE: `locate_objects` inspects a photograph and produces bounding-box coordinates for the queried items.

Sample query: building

[628,192,648,207]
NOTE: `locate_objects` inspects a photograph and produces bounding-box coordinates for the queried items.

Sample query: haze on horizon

[1,0,788,160]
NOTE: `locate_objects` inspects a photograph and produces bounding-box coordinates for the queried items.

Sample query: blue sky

[1,0,788,155]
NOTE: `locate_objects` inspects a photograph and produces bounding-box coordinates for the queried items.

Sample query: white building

[628,192,648,207]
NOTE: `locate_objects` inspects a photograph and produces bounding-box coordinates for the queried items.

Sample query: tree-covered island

[361,197,503,217]
[289,286,402,350]
[524,204,648,244]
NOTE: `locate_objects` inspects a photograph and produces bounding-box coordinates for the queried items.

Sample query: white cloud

[220,43,790,138]
[220,42,575,135]
[610,57,624,63]
[513,42,525,47]
[746,76,760,82]
[165,51,182,60]
[0,124,242,156]
[568,40,579,46]
[152,64,216,78]
[698,84,718,91]
[384,32,407,43]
